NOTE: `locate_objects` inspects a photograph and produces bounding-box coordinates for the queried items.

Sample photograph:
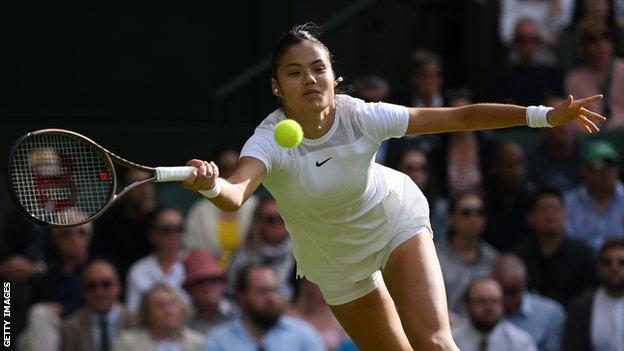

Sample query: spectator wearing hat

[565,141,624,250]
[183,249,236,334]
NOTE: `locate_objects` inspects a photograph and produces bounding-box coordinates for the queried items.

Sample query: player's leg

[329,283,412,351]
[382,229,459,351]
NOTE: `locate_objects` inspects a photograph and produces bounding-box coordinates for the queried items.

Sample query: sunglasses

[155,224,184,234]
[84,279,115,291]
[261,214,283,224]
[457,207,485,217]
[515,36,541,45]
[192,276,226,286]
[583,32,610,44]
[600,258,624,267]
[403,164,428,173]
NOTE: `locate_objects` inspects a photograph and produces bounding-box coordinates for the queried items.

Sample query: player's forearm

[407,104,528,134]
[457,104,527,131]
[205,178,246,212]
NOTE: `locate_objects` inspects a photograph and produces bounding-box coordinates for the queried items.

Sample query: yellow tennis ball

[274,119,303,148]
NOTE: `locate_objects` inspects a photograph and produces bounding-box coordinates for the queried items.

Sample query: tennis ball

[274,119,303,148]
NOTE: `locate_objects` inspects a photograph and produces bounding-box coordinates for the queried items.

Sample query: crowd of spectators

[2,3,624,350]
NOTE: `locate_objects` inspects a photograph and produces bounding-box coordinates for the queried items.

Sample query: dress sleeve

[240,126,282,174]
[358,101,409,144]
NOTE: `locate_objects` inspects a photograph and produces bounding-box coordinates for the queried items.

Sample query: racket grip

[154,166,196,182]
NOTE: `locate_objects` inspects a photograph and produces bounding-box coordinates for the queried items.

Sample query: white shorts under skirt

[316,225,432,305]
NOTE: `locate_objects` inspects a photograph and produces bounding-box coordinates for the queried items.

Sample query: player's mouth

[302,89,322,96]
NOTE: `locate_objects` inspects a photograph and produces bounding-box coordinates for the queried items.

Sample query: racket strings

[10,133,114,225]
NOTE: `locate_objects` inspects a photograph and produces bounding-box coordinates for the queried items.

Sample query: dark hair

[270,23,333,80]
[600,238,624,258]
[527,187,564,214]
[235,263,273,294]
[409,49,441,76]
[147,206,182,231]
[448,190,484,214]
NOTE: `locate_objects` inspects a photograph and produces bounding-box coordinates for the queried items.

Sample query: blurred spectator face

[497,274,525,315]
[465,279,504,332]
[354,75,390,102]
[238,267,283,329]
[580,22,613,65]
[412,63,442,97]
[581,161,620,193]
[187,276,226,309]
[82,261,121,315]
[584,0,610,19]
[150,209,184,255]
[527,194,567,236]
[598,246,624,293]
[398,149,429,189]
[145,287,186,333]
[183,250,225,310]
[54,224,90,261]
[217,150,239,179]
[513,19,543,63]
[258,200,287,246]
[449,194,486,239]
[491,143,527,189]
[124,169,156,215]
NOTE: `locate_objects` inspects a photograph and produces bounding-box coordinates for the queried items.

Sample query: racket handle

[154,166,196,182]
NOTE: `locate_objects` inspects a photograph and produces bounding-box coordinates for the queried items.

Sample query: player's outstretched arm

[405,94,606,135]
[183,156,266,212]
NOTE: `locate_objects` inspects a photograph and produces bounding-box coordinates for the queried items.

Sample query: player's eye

[287,71,300,76]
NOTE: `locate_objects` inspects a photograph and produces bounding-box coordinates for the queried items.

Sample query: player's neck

[285,104,335,140]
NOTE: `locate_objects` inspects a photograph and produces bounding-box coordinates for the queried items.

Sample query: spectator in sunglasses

[182,250,236,334]
[498,18,564,107]
[566,16,624,129]
[226,197,296,302]
[17,214,92,351]
[60,259,134,351]
[436,191,499,314]
[564,239,624,351]
[565,141,624,250]
[491,254,566,351]
[126,207,190,311]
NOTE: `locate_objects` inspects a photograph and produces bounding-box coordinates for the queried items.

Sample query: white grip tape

[526,105,554,128]
[155,166,196,182]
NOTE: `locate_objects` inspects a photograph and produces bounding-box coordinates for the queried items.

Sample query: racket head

[6,129,117,227]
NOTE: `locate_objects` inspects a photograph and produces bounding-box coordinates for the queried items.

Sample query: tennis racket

[6,128,196,228]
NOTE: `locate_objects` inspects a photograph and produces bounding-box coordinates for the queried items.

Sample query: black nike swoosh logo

[315,157,332,167]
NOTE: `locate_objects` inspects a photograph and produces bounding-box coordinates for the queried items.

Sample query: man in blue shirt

[492,254,566,351]
[204,264,325,351]
[565,141,624,250]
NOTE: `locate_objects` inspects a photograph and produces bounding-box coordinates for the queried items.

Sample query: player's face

[273,40,335,114]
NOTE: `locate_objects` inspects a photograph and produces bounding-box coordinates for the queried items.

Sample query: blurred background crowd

[2,0,624,350]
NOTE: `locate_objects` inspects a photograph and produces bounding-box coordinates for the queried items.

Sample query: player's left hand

[547,95,607,133]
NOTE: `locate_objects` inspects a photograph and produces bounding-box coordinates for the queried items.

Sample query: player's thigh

[330,283,412,351]
[382,230,459,351]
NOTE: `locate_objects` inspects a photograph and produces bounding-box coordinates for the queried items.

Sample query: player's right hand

[183,159,220,191]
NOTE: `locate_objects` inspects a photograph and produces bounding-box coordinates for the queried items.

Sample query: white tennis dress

[240,94,431,304]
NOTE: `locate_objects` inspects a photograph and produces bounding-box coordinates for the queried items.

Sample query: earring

[274,89,279,95]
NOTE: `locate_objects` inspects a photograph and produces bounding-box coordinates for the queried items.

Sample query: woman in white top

[183,24,605,351]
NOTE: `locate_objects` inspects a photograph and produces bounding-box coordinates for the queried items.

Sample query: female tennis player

[184,25,605,351]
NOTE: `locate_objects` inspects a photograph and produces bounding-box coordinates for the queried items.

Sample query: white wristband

[198,181,221,199]
[526,105,554,128]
